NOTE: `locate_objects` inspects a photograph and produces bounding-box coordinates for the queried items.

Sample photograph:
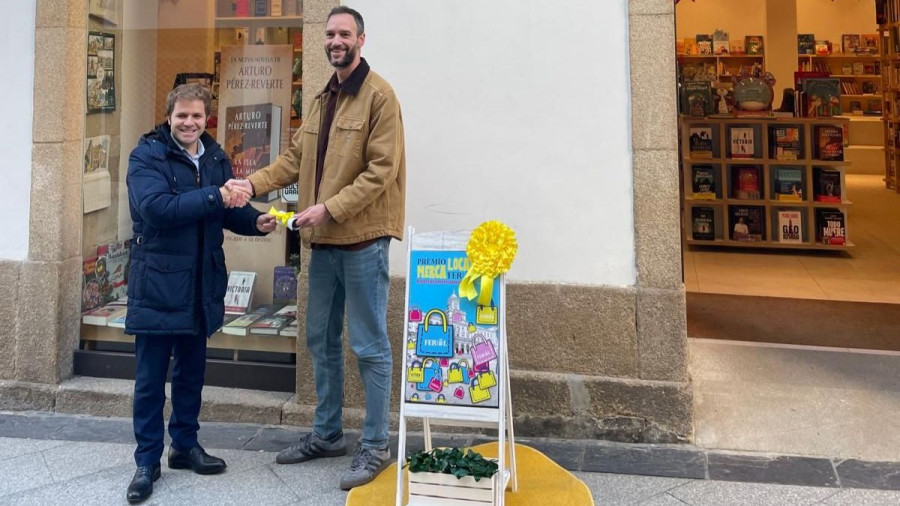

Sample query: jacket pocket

[212,250,227,300]
[333,116,364,159]
[142,253,195,310]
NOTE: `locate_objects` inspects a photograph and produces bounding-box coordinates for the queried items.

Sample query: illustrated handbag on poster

[476,300,498,325]
[447,362,463,384]
[408,306,423,323]
[471,334,498,368]
[447,359,470,384]
[407,360,424,383]
[415,309,454,358]
[417,358,442,392]
[469,379,491,404]
[476,370,497,389]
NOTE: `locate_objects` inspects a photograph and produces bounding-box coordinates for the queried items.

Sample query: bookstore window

[78,0,304,391]
[676,0,900,349]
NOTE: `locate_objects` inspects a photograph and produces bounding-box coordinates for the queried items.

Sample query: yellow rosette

[459,221,517,306]
[268,206,295,227]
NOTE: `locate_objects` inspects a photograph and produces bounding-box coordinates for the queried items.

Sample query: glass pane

[80,0,303,383]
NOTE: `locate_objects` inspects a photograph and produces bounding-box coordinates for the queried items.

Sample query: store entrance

[675,0,900,350]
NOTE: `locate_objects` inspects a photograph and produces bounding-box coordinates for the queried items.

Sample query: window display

[78,0,305,390]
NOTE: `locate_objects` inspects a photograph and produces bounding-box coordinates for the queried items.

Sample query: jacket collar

[149,123,221,161]
[317,57,370,98]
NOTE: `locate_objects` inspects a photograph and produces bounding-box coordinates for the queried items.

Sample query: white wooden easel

[396,229,518,506]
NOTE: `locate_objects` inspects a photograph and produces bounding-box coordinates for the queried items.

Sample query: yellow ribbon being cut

[268,206,295,227]
[459,221,518,306]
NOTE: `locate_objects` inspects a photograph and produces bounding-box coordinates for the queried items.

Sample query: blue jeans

[306,237,392,450]
[133,333,207,466]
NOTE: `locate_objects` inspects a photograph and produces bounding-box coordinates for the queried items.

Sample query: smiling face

[167,99,207,153]
[324,13,364,69]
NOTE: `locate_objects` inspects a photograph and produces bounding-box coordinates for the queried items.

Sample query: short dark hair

[165,83,211,118]
[327,6,364,36]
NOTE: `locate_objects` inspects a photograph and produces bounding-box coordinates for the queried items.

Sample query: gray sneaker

[275,432,347,465]
[339,446,392,490]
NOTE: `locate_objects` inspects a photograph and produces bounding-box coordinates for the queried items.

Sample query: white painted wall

[675,0,767,42]
[0,0,35,260]
[797,0,877,46]
[346,0,636,286]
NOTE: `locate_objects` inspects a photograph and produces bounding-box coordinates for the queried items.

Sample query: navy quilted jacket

[124,124,264,337]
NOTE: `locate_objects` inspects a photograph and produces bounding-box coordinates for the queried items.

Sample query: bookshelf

[797,54,882,114]
[880,6,900,192]
[681,116,853,250]
[678,54,764,81]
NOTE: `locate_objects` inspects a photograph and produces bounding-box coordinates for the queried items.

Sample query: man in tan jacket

[228,6,405,490]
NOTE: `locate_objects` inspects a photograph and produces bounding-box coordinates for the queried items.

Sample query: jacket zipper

[171,150,202,188]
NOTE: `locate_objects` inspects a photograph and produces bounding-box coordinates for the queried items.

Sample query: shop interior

[78,0,304,390]
[678,1,900,461]
[676,0,900,349]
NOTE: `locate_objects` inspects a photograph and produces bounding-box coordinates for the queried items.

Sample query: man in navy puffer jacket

[123,83,276,504]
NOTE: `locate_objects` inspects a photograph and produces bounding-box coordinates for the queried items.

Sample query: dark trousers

[133,333,207,467]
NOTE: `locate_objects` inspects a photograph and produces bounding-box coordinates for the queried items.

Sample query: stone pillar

[628,0,693,431]
[13,0,87,384]
[291,0,342,400]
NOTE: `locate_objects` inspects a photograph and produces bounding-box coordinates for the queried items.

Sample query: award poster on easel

[397,226,518,506]
[405,250,501,408]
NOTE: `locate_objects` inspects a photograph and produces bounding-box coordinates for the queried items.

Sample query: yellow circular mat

[346,442,594,505]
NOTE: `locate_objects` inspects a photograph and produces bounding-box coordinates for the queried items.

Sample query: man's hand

[219,186,241,208]
[293,204,331,229]
[256,213,277,233]
[225,179,254,202]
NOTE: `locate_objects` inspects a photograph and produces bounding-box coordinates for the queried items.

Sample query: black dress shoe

[168,446,227,475]
[126,463,160,504]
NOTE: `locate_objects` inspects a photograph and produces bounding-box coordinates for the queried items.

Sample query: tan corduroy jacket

[248,64,406,246]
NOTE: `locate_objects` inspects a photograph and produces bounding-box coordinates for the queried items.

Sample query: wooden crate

[407,471,497,505]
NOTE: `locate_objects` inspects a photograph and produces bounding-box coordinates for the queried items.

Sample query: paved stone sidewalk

[3,436,900,505]
[2,413,900,505]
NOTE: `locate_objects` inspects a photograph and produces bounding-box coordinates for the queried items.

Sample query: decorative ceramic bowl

[734,76,774,112]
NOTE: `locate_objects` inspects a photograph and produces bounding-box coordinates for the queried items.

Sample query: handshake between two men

[218,179,331,232]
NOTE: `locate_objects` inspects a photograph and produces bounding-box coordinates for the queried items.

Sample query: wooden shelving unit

[793,53,885,177]
[797,54,882,109]
[880,6,900,192]
[681,116,853,250]
[678,53,764,80]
